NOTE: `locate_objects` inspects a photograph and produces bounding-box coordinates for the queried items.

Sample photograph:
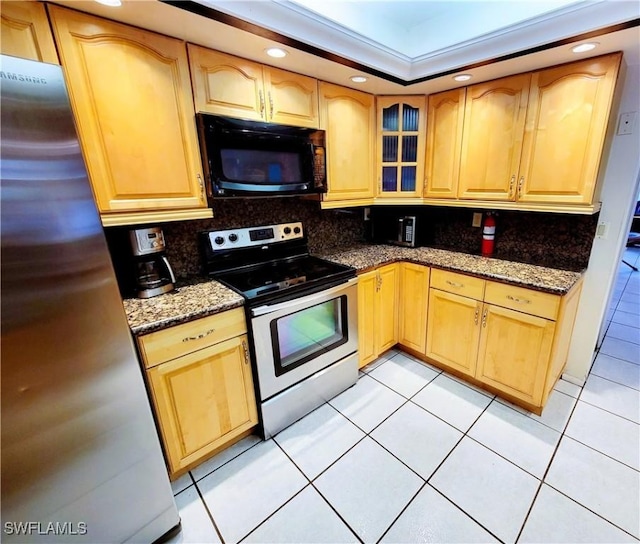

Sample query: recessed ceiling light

[350,76,367,83]
[572,42,598,53]
[95,0,122,6]
[453,74,472,82]
[265,48,287,58]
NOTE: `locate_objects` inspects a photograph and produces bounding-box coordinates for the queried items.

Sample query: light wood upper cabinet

[0,1,58,64]
[376,96,426,198]
[424,88,465,199]
[398,263,429,354]
[188,46,319,128]
[48,6,208,222]
[458,74,531,201]
[320,82,375,202]
[517,53,621,205]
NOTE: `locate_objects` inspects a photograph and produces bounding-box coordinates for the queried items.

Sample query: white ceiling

[50,0,640,94]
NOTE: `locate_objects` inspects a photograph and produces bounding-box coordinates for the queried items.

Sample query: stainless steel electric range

[200,222,359,438]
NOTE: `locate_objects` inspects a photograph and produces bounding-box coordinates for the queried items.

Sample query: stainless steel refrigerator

[0,55,180,543]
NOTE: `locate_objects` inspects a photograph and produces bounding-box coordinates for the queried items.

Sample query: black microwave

[196,113,327,198]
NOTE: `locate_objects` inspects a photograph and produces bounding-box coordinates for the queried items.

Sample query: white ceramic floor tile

[197,440,307,543]
[468,401,560,478]
[369,352,439,398]
[580,374,640,423]
[371,402,462,479]
[380,485,499,543]
[527,389,578,432]
[554,378,582,398]
[617,300,640,315]
[361,349,399,373]
[191,434,262,482]
[242,486,358,543]
[607,322,640,345]
[430,437,539,543]
[274,403,364,479]
[412,374,493,432]
[545,437,640,538]
[621,291,640,306]
[167,486,221,544]
[328,374,405,433]
[170,473,193,495]
[612,310,640,328]
[591,352,640,390]
[519,484,638,543]
[565,401,640,470]
[314,437,423,543]
[600,337,640,365]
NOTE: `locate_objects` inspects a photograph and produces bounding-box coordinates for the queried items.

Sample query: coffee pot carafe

[129,227,176,298]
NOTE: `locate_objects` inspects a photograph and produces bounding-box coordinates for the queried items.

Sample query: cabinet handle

[446,280,464,288]
[197,174,205,201]
[241,340,250,365]
[182,328,215,342]
[376,271,382,292]
[268,91,274,119]
[482,309,488,328]
[518,176,524,198]
[508,175,515,199]
[259,90,265,118]
[507,294,531,305]
[474,306,480,325]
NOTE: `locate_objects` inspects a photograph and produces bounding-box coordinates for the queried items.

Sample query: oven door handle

[251,277,357,317]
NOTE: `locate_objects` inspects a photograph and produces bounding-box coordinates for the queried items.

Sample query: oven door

[249,278,358,400]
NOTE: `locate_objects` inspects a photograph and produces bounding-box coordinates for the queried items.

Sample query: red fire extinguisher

[481,213,496,257]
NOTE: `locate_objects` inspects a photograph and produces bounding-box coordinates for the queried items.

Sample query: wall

[564,62,640,383]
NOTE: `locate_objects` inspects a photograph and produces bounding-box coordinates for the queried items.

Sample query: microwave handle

[251,277,357,317]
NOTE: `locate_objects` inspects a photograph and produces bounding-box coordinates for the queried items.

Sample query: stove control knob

[228,233,238,242]
[293,226,301,234]
[214,236,224,245]
[283,227,292,235]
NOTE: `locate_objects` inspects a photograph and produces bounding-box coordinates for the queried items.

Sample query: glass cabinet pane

[402,105,419,131]
[402,135,418,162]
[401,166,416,191]
[382,104,399,131]
[382,167,397,192]
[382,136,398,162]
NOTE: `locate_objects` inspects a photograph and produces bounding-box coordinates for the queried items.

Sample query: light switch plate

[617,112,637,135]
[596,221,610,239]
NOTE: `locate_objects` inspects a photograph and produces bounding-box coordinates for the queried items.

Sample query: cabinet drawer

[139,308,246,368]
[484,282,560,320]
[430,269,485,300]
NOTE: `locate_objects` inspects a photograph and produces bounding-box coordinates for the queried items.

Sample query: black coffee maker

[129,226,176,298]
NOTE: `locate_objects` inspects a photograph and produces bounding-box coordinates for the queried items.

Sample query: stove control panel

[205,222,304,250]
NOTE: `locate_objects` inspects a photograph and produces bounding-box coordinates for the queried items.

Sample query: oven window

[271,295,348,376]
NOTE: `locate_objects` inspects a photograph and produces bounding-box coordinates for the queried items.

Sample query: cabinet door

[357,270,378,368]
[377,96,426,198]
[147,334,258,474]
[49,7,206,215]
[517,53,621,205]
[475,304,555,405]
[188,45,265,122]
[263,67,319,128]
[458,74,530,201]
[424,89,465,199]
[399,263,429,354]
[320,82,375,201]
[1,1,58,63]
[426,289,482,376]
[376,264,399,353]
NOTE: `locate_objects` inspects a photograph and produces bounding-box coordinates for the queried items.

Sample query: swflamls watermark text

[4,521,88,536]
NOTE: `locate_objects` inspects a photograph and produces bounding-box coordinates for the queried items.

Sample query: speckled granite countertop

[123,278,244,336]
[319,244,583,295]
[123,244,583,335]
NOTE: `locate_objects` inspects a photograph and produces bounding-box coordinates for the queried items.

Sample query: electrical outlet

[363,207,371,221]
[617,112,637,135]
[472,212,482,227]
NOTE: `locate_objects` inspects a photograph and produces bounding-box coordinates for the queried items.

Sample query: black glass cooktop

[213,255,355,303]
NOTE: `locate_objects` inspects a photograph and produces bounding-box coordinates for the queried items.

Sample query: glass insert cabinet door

[377,96,427,198]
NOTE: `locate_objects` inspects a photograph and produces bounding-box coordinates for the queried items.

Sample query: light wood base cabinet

[357,264,399,368]
[398,263,430,354]
[48,6,210,225]
[138,308,258,478]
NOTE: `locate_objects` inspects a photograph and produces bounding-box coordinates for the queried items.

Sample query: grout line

[560,433,640,473]
[191,436,263,484]
[374,481,429,544]
[191,473,226,544]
